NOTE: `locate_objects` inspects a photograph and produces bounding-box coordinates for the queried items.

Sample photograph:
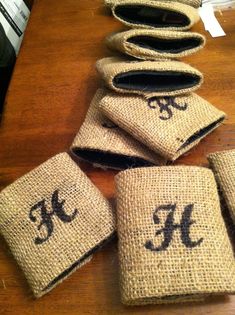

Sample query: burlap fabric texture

[115,166,235,305]
[0,153,115,298]
[99,92,226,161]
[96,57,203,97]
[208,149,235,223]
[104,0,202,9]
[105,0,200,31]
[71,88,165,169]
[106,29,205,60]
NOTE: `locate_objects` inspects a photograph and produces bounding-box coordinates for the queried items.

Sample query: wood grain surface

[0,1,235,314]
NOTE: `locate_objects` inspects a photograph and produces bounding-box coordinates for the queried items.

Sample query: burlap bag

[0,153,115,298]
[115,166,235,305]
[71,89,165,170]
[105,0,200,31]
[208,149,235,223]
[99,92,226,161]
[96,57,203,97]
[105,0,202,9]
[106,29,205,60]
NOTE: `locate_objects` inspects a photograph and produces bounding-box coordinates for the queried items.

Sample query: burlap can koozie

[115,166,235,305]
[100,92,226,161]
[105,0,200,31]
[96,57,203,97]
[105,0,202,9]
[0,153,115,298]
[106,29,205,60]
[208,149,235,223]
[71,89,165,169]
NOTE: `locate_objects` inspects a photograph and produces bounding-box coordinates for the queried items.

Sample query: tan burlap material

[208,149,235,223]
[106,29,205,60]
[71,88,165,169]
[115,166,235,305]
[100,92,226,160]
[96,57,203,97]
[0,153,115,298]
[104,0,202,9]
[105,0,200,31]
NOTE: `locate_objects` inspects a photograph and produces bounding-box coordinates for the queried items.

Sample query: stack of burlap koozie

[92,0,226,163]
[0,0,235,306]
[71,0,226,166]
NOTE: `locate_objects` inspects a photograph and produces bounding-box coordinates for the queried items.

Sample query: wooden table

[0,1,235,314]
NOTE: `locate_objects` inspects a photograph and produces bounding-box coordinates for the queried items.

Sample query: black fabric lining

[127,36,202,54]
[113,71,200,92]
[43,232,116,292]
[133,293,205,303]
[115,5,190,28]
[73,148,154,169]
[179,117,224,151]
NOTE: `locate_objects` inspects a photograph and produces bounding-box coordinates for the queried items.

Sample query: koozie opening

[131,293,204,304]
[115,5,190,28]
[43,233,115,292]
[179,117,225,151]
[127,35,203,54]
[73,148,154,169]
[113,70,200,92]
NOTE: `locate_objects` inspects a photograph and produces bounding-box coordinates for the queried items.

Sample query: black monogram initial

[147,97,188,120]
[29,190,78,245]
[145,204,203,252]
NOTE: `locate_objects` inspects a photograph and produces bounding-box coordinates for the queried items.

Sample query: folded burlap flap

[71,88,165,170]
[105,0,200,31]
[104,0,202,9]
[96,57,203,97]
[0,153,115,298]
[115,166,235,305]
[208,149,235,223]
[99,92,226,160]
[106,29,206,60]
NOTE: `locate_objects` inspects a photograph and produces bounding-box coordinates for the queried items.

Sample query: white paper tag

[0,0,30,55]
[207,0,235,11]
[199,2,226,38]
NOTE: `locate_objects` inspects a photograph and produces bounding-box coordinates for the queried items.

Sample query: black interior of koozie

[43,233,116,292]
[115,5,190,28]
[179,117,225,151]
[73,148,154,169]
[133,293,206,304]
[127,36,202,54]
[113,71,200,92]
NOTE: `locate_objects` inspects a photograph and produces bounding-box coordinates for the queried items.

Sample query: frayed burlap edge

[104,0,202,9]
